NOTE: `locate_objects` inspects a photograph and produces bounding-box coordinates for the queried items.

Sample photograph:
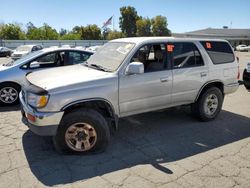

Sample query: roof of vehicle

[112,37,228,45]
[17,44,42,47]
[40,47,94,53]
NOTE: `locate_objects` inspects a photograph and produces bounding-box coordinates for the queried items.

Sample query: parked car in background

[86,45,102,52]
[0,47,93,106]
[243,62,250,91]
[20,37,239,154]
[11,45,43,60]
[236,44,250,52]
[0,47,13,57]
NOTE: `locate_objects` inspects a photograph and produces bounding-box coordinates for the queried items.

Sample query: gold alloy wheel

[65,122,97,152]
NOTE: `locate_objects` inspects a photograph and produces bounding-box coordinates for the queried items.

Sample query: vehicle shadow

[0,105,20,112]
[22,108,250,186]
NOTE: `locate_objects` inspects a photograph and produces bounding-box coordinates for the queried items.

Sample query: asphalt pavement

[0,52,250,188]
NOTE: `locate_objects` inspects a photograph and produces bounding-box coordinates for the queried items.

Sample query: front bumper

[20,92,64,136]
[224,82,239,94]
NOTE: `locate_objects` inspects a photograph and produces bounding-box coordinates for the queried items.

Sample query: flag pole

[113,15,115,31]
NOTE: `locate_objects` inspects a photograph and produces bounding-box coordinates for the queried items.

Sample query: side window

[32,46,37,52]
[170,42,204,69]
[200,41,235,64]
[67,51,90,65]
[130,44,167,72]
[29,52,59,69]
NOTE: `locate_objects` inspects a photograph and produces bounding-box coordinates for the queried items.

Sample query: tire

[0,83,21,106]
[191,87,223,121]
[53,108,110,154]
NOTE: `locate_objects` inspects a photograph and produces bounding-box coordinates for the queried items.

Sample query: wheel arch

[61,98,118,132]
[195,80,224,102]
[0,81,21,90]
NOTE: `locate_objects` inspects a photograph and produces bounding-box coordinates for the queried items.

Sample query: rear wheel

[191,87,223,121]
[53,108,110,154]
[0,83,20,106]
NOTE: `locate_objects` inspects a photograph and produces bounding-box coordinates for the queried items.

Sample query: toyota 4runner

[20,37,239,154]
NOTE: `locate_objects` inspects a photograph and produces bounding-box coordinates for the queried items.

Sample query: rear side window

[200,41,235,64]
[170,42,204,69]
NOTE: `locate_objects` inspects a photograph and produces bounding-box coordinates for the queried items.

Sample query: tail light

[236,56,240,80]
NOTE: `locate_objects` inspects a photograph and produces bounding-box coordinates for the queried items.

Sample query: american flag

[102,16,113,28]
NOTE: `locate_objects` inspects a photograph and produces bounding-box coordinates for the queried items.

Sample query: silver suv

[20,37,239,154]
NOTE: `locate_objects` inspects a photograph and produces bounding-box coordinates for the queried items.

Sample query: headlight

[27,93,49,108]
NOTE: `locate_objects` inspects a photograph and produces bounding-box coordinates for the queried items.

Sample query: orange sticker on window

[206,42,212,49]
[167,44,175,52]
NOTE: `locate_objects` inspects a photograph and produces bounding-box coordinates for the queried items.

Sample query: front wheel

[53,108,110,154]
[191,87,224,121]
[0,83,20,106]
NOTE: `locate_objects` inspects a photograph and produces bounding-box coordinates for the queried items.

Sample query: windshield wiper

[85,62,111,72]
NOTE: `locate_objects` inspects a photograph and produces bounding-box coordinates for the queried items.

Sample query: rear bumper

[224,82,239,94]
[243,69,250,90]
[20,92,64,136]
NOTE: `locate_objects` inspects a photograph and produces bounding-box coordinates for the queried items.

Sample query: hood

[26,64,112,91]
[12,51,29,56]
[0,64,9,71]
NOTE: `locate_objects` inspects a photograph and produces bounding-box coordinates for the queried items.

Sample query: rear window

[200,41,235,64]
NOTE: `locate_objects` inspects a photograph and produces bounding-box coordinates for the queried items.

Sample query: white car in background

[86,45,102,52]
[236,44,250,52]
[0,47,93,106]
[11,45,43,60]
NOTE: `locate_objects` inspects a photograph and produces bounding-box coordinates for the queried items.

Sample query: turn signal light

[27,113,36,122]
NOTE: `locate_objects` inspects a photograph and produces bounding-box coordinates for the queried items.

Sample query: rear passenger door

[169,42,208,104]
[200,41,238,85]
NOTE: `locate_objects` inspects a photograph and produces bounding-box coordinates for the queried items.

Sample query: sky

[1,0,250,33]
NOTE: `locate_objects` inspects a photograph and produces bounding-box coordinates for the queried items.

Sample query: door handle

[160,77,169,82]
[200,72,207,77]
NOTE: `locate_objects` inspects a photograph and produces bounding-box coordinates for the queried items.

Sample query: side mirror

[30,61,40,68]
[125,62,144,75]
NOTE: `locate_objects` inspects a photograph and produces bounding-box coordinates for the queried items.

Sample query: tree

[0,23,25,39]
[102,27,111,40]
[26,22,36,30]
[136,18,152,36]
[72,26,81,34]
[26,23,59,40]
[106,30,125,40]
[119,6,139,37]
[151,15,171,36]
[59,28,67,37]
[60,32,81,40]
[42,23,59,40]
[81,25,101,40]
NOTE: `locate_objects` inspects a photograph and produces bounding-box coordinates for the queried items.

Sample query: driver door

[119,43,173,117]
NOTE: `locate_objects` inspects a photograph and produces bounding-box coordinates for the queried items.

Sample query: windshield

[16,46,32,52]
[86,42,135,72]
[4,50,43,66]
